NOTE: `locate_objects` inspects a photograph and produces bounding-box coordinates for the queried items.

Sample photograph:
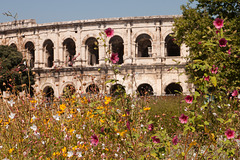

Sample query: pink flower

[213,18,224,29]
[225,129,235,139]
[216,30,220,34]
[185,95,193,104]
[111,53,119,64]
[148,124,154,131]
[228,48,231,55]
[126,121,130,130]
[179,114,189,124]
[198,42,202,45]
[203,75,210,81]
[104,28,114,37]
[172,136,178,145]
[232,90,238,97]
[151,136,160,143]
[211,65,218,74]
[90,134,99,146]
[219,38,227,47]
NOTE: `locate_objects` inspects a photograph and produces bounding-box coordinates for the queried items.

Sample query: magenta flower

[179,114,189,124]
[228,48,231,55]
[213,18,224,29]
[225,129,235,139]
[148,124,154,131]
[111,53,119,64]
[219,38,227,47]
[203,75,210,81]
[232,90,238,97]
[104,28,114,37]
[211,65,218,74]
[172,136,179,145]
[126,121,130,130]
[151,136,160,143]
[198,42,202,45]
[90,134,99,146]
[185,95,193,104]
[216,30,220,34]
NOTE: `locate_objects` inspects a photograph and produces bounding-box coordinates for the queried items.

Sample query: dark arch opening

[165,83,183,94]
[10,43,17,50]
[43,39,54,68]
[63,84,76,97]
[136,34,152,57]
[63,38,76,67]
[137,83,154,96]
[25,41,35,68]
[109,35,124,64]
[110,84,126,96]
[86,84,99,94]
[165,34,180,56]
[86,37,99,66]
[43,86,54,101]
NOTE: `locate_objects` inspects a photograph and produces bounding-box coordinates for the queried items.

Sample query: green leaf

[211,76,217,87]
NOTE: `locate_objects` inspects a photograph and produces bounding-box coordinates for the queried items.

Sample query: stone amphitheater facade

[0,15,192,97]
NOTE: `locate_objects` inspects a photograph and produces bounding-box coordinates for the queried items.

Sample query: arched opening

[43,39,54,68]
[25,41,35,68]
[85,37,99,66]
[63,38,76,67]
[10,43,17,50]
[165,34,180,56]
[110,84,126,96]
[137,83,154,96]
[165,83,183,94]
[136,34,152,57]
[86,84,99,94]
[63,84,76,97]
[43,86,54,101]
[109,36,124,64]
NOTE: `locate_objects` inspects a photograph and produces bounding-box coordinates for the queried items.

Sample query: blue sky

[0,0,189,24]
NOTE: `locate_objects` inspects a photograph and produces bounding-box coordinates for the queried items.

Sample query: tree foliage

[0,45,35,94]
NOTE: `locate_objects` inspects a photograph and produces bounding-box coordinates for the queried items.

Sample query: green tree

[0,45,35,95]
[173,0,240,94]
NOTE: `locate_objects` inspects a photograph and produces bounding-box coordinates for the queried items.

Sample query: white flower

[80,141,84,145]
[115,153,118,157]
[8,99,15,107]
[42,141,45,145]
[0,146,2,149]
[3,158,9,160]
[184,108,188,111]
[67,151,73,158]
[24,134,28,139]
[30,124,37,131]
[131,104,135,109]
[77,108,81,112]
[76,151,82,158]
[213,113,217,116]
[9,113,16,119]
[116,109,121,113]
[31,115,37,121]
[76,134,81,139]
[227,104,231,107]
[53,114,60,121]
[82,124,86,130]
[217,105,221,108]
[140,124,144,128]
[67,114,72,119]
[161,127,164,130]
[34,132,40,138]
[6,124,9,129]
[91,148,94,152]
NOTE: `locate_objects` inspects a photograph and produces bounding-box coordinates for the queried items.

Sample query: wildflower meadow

[0,7,240,160]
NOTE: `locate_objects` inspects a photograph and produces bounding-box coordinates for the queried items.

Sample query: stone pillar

[98,40,105,66]
[81,45,86,66]
[59,46,64,66]
[156,22,161,58]
[125,23,132,64]
[54,33,60,67]
[35,35,41,68]
[75,26,81,66]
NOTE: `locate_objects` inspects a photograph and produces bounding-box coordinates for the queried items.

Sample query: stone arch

[137,83,154,96]
[110,84,126,96]
[109,35,124,64]
[62,84,76,97]
[43,86,55,100]
[63,38,76,67]
[81,34,98,45]
[86,84,99,94]
[164,82,183,94]
[25,41,35,68]
[85,37,99,66]
[165,34,180,56]
[43,39,54,68]
[9,43,18,50]
[135,34,152,57]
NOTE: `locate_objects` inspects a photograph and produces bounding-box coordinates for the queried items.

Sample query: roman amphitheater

[0,15,192,97]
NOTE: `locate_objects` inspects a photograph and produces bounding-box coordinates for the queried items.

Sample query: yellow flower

[30,99,37,104]
[62,147,66,153]
[122,114,126,117]
[104,96,111,105]
[143,107,151,111]
[9,148,14,153]
[69,129,75,135]
[60,104,66,111]
[100,119,105,123]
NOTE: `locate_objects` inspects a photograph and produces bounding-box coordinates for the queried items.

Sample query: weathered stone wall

[0,15,192,97]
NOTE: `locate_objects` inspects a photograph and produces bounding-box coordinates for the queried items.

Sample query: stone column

[156,22,161,58]
[125,23,132,64]
[75,26,81,66]
[54,32,60,67]
[98,40,105,66]
[35,35,40,68]
[81,45,86,66]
